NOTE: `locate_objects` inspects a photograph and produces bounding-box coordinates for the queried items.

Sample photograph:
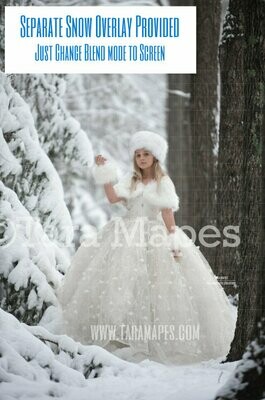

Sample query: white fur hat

[129,131,168,164]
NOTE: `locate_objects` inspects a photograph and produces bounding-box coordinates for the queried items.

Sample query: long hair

[130,156,166,192]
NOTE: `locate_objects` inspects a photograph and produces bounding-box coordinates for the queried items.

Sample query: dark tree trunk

[261,49,265,343]
[216,0,245,296]
[0,1,6,72]
[217,0,264,363]
[226,0,264,362]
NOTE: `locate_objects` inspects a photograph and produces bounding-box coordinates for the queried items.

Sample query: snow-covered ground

[57,359,239,400]
[0,309,240,400]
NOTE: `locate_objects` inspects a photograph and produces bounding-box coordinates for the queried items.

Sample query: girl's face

[135,148,155,169]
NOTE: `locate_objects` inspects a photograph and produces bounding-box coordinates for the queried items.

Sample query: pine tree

[0,72,73,246]
[11,73,97,249]
[0,181,69,324]
[12,74,94,169]
[0,73,77,323]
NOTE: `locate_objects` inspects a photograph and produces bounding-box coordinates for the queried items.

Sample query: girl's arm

[161,208,176,233]
[103,183,124,204]
[94,154,125,204]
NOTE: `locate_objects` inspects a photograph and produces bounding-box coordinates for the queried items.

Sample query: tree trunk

[216,0,245,297]
[219,0,265,362]
[0,2,4,72]
[190,0,221,269]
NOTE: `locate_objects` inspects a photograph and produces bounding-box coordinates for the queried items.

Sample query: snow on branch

[12,74,94,170]
[0,73,73,245]
[168,89,191,99]
[0,181,70,324]
[0,309,142,398]
[220,8,244,46]
[215,317,265,400]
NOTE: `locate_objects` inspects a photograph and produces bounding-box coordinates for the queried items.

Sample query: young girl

[58,131,237,365]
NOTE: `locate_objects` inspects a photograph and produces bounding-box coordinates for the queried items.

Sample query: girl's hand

[167,229,183,261]
[95,154,107,166]
[172,249,183,260]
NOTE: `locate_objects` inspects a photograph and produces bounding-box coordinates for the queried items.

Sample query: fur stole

[113,173,180,212]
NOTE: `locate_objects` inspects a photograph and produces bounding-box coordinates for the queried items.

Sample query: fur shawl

[113,174,180,212]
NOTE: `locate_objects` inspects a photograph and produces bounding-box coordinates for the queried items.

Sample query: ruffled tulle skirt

[57,216,237,365]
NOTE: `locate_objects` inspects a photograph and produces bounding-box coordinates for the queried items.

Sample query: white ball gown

[57,174,237,365]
